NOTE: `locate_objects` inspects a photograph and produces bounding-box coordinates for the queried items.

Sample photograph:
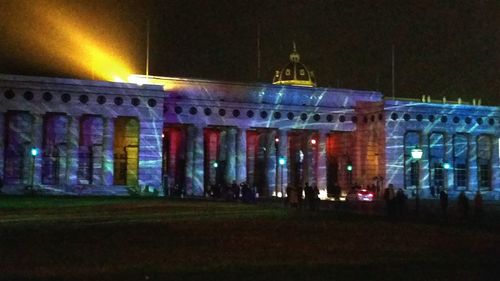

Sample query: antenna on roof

[391,44,395,100]
[146,19,150,81]
[257,22,261,81]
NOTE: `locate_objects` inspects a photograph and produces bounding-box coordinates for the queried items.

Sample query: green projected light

[30,148,38,157]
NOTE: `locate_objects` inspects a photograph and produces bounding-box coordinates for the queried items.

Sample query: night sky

[1,0,498,104]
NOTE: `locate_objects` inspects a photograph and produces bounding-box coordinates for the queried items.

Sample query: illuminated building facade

[0,75,164,195]
[1,49,499,199]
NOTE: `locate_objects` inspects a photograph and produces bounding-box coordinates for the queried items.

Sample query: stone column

[491,136,500,193]
[384,116,404,189]
[218,130,227,177]
[278,129,288,195]
[468,135,478,192]
[261,130,276,197]
[303,134,311,187]
[419,132,430,197]
[0,112,4,180]
[192,125,205,196]
[92,144,103,186]
[246,131,256,188]
[444,133,454,192]
[102,117,114,186]
[137,119,163,188]
[66,115,80,186]
[317,131,327,193]
[32,114,43,186]
[236,128,247,184]
[185,125,195,196]
[225,127,237,185]
[267,130,277,196]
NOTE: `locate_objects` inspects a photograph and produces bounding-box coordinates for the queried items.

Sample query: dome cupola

[273,42,316,87]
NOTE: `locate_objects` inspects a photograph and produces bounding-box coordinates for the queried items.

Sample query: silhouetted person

[213,184,221,198]
[289,186,299,208]
[457,191,469,220]
[474,190,483,221]
[298,183,306,208]
[384,184,396,216]
[439,190,448,215]
[331,182,341,210]
[395,188,407,215]
[206,185,213,198]
[231,181,239,200]
[306,184,319,211]
[430,185,436,198]
[285,185,292,206]
[0,176,3,194]
[313,184,320,210]
[241,182,252,203]
[305,183,315,210]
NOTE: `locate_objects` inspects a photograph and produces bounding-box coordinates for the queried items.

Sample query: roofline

[0,73,164,92]
[128,74,382,96]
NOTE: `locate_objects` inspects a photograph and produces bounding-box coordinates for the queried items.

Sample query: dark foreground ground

[0,196,499,281]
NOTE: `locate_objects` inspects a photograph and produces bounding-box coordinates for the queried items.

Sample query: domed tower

[273,42,316,87]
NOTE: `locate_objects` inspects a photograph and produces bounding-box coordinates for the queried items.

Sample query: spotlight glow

[6,3,136,82]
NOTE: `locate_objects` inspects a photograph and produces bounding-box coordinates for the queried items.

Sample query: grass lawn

[0,196,499,281]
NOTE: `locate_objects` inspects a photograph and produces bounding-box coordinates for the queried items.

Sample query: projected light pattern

[156,76,387,197]
[0,75,164,194]
[385,99,500,198]
[1,74,499,199]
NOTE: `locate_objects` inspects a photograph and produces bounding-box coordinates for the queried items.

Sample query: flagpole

[257,22,261,81]
[392,44,395,100]
[146,19,150,80]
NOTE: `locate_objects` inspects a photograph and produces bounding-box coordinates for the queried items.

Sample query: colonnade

[163,124,338,197]
[402,131,500,194]
[0,111,162,190]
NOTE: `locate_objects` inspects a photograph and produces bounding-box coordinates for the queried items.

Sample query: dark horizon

[0,0,498,104]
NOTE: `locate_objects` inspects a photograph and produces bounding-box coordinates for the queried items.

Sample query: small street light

[275,137,280,196]
[411,147,423,160]
[278,157,286,166]
[278,156,286,197]
[30,147,38,191]
[346,163,353,172]
[411,147,423,213]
